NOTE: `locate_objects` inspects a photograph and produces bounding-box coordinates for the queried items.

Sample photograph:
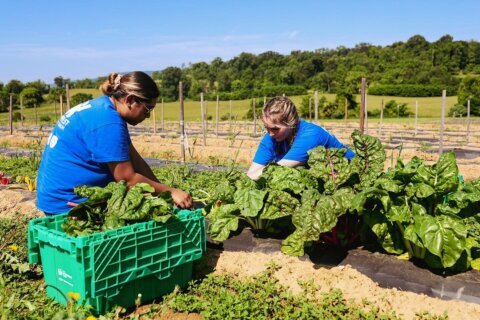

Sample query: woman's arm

[247,162,265,180]
[107,146,192,208]
[128,144,159,181]
[277,159,303,167]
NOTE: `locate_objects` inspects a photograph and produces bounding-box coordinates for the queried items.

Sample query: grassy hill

[0,89,459,126]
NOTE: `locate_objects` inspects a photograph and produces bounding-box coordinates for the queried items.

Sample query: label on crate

[57,268,73,287]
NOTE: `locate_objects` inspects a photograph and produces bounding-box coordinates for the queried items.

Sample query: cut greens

[62,181,175,236]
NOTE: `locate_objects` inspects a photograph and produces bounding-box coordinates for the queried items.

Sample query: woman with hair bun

[37,71,192,214]
[247,96,354,179]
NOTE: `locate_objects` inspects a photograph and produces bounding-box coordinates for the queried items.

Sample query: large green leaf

[386,204,411,223]
[390,156,423,183]
[405,183,436,199]
[283,189,350,257]
[414,214,467,268]
[207,204,241,241]
[412,151,459,196]
[233,188,267,218]
[263,165,317,194]
[281,230,307,256]
[260,190,299,220]
[363,210,405,254]
[351,187,389,214]
[307,147,353,194]
[374,177,404,193]
[350,130,386,188]
[291,192,339,240]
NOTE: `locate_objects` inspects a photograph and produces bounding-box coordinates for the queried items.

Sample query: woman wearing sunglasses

[37,71,192,215]
[247,96,355,180]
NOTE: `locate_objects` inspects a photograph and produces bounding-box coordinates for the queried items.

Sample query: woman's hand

[170,188,193,209]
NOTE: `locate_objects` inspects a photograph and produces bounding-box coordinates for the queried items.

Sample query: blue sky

[1,0,478,83]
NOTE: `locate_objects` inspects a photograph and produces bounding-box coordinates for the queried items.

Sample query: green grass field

[0,88,460,126]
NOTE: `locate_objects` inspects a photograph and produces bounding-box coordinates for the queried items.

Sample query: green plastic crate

[28,209,205,314]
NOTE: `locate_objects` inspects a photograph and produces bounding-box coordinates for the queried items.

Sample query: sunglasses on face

[264,125,281,133]
[135,99,155,114]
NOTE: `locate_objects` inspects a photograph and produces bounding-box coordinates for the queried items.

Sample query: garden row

[148,131,480,273]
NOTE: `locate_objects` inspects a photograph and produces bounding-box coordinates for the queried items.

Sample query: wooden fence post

[414,100,418,137]
[360,78,366,133]
[200,92,206,145]
[439,90,446,155]
[229,99,232,129]
[379,98,384,138]
[60,95,64,116]
[308,97,312,121]
[34,103,38,127]
[54,100,58,120]
[466,99,471,144]
[20,96,24,126]
[314,91,318,124]
[215,95,219,137]
[66,83,70,110]
[179,82,186,163]
[9,94,13,135]
[161,98,164,131]
[152,108,156,134]
[365,93,368,134]
[205,100,208,132]
[344,97,348,121]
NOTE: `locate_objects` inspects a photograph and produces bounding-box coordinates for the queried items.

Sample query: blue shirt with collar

[37,95,131,214]
[252,119,355,165]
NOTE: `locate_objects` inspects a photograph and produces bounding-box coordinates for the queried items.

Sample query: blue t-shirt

[253,120,355,165]
[37,95,131,214]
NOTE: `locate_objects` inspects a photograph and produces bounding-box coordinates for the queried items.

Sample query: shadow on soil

[206,225,480,305]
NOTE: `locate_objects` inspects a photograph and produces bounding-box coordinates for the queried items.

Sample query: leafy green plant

[353,152,480,271]
[63,181,175,236]
[162,265,402,320]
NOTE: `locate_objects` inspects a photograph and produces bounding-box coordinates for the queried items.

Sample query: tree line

[1,34,479,116]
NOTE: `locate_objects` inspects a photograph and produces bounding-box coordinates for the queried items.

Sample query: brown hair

[262,96,300,150]
[262,96,300,128]
[99,71,159,103]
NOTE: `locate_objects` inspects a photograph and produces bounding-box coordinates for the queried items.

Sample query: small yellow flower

[7,244,18,251]
[67,291,81,301]
[86,316,97,320]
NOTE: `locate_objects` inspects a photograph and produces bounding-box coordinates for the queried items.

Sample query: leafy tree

[0,91,11,112]
[48,87,66,103]
[70,93,93,107]
[20,87,43,108]
[382,100,411,118]
[457,75,480,115]
[18,34,480,101]
[158,67,184,100]
[5,79,24,94]
[73,78,97,89]
[25,80,49,94]
[54,76,64,88]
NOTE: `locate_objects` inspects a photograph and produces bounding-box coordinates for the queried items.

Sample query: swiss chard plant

[62,181,175,236]
[352,152,480,271]
[280,130,386,256]
[207,130,387,257]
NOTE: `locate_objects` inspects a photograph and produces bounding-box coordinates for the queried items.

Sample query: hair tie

[113,74,122,90]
